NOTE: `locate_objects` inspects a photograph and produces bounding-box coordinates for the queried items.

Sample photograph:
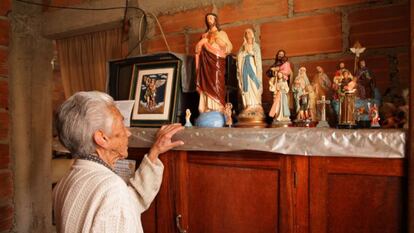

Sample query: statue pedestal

[270,120,291,128]
[316,120,330,128]
[236,116,267,128]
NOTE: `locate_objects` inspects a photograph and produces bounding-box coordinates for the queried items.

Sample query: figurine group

[190,13,384,128]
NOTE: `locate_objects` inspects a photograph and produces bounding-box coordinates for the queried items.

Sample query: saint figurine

[195,13,232,114]
[312,66,332,101]
[356,59,375,99]
[292,67,310,119]
[269,71,291,123]
[312,66,332,121]
[338,69,357,127]
[266,50,292,83]
[332,62,346,100]
[235,28,266,127]
[184,109,193,127]
[368,103,380,128]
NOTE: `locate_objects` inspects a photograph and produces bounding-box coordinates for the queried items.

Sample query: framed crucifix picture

[129,60,180,127]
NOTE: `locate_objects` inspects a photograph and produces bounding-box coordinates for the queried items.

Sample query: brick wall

[0,0,12,232]
[146,0,410,106]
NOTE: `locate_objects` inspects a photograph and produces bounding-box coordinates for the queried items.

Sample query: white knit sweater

[53,155,164,233]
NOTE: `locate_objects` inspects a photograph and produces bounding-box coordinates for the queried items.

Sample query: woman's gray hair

[56,91,115,156]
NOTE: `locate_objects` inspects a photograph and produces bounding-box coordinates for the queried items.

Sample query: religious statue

[368,103,380,128]
[292,67,310,120]
[224,103,233,127]
[269,71,291,125]
[184,109,193,128]
[195,13,233,114]
[235,28,266,127]
[312,66,332,121]
[356,59,375,99]
[312,66,332,101]
[338,69,357,128]
[332,62,346,100]
[266,50,292,85]
[307,85,317,121]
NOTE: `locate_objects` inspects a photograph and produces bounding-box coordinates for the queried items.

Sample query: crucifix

[317,95,330,128]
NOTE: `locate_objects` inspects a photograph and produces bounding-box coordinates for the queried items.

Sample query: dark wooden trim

[409,0,414,231]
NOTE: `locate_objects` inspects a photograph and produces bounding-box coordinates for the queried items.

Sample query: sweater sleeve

[128,154,164,213]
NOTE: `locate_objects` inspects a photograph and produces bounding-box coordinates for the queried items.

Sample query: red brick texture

[0,0,11,16]
[0,204,13,232]
[146,34,186,54]
[0,112,8,141]
[218,0,288,24]
[349,4,410,49]
[261,13,343,59]
[0,80,7,109]
[157,6,213,34]
[0,171,12,202]
[0,48,7,77]
[0,20,9,47]
[294,0,374,13]
[0,144,9,169]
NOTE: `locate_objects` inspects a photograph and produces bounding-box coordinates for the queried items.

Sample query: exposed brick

[146,34,186,54]
[157,6,213,34]
[218,0,288,24]
[298,56,390,94]
[0,0,11,16]
[223,24,253,54]
[0,171,12,202]
[0,144,9,169]
[0,204,13,232]
[0,112,8,140]
[0,20,9,47]
[294,0,375,13]
[261,13,342,59]
[189,32,203,55]
[0,80,8,109]
[0,48,8,77]
[349,4,410,49]
[397,53,409,89]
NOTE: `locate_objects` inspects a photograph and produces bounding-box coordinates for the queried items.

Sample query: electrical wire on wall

[14,0,157,57]
[15,0,172,57]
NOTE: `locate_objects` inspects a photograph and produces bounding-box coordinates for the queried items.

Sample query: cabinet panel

[175,151,296,233]
[310,157,405,233]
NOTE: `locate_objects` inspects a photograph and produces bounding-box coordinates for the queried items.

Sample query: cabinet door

[128,148,177,233]
[310,157,405,233]
[173,151,306,233]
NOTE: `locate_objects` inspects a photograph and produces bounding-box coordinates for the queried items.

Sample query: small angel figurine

[184,109,193,128]
[224,103,233,127]
[368,103,380,128]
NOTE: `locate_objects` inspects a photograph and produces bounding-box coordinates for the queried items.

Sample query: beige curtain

[56,27,123,98]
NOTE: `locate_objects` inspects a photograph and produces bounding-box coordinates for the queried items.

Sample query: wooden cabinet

[128,149,405,233]
[310,157,405,233]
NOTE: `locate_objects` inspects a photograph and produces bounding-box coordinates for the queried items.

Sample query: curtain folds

[56,27,122,98]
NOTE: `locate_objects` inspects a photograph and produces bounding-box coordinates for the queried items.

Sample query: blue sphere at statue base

[195,111,225,128]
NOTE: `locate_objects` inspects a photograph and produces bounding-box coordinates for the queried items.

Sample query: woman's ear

[93,130,109,149]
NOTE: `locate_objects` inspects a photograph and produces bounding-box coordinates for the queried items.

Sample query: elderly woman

[53,91,184,233]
